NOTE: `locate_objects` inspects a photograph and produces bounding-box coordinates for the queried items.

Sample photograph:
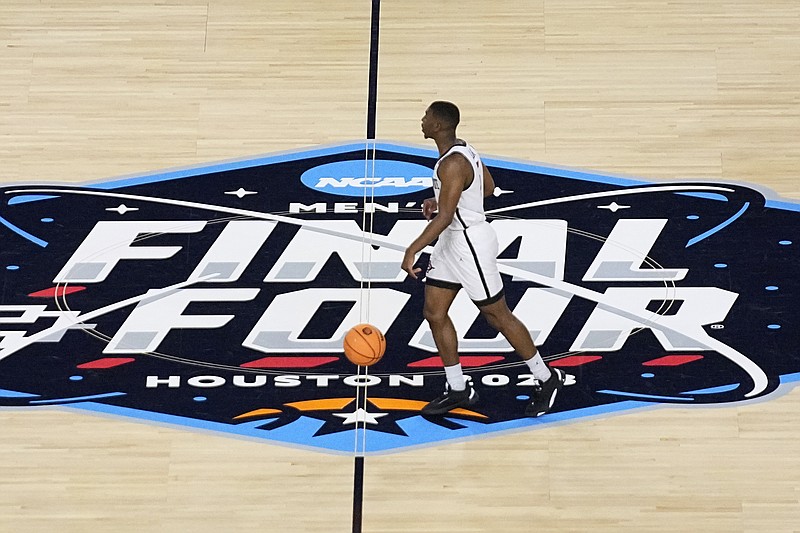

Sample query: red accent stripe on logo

[550,355,603,367]
[241,357,340,369]
[77,357,135,369]
[407,356,505,368]
[643,355,704,367]
[28,286,87,298]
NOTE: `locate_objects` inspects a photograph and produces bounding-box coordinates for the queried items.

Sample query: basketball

[343,324,386,366]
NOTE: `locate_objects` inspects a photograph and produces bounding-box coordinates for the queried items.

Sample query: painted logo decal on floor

[0,142,798,454]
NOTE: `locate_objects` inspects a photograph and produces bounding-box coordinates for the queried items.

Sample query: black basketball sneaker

[525,368,566,417]
[421,379,479,415]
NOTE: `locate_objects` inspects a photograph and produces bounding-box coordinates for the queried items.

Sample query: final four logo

[0,142,798,454]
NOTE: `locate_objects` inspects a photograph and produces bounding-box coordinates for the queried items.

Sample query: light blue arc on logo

[300,159,433,197]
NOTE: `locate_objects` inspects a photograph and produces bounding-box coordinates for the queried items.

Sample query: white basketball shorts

[425,221,505,306]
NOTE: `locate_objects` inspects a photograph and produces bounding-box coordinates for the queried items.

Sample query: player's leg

[421,282,479,415]
[477,296,565,416]
[422,282,460,367]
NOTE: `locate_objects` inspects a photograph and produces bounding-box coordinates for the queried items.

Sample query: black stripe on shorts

[473,289,505,308]
[425,277,462,291]
[458,222,491,300]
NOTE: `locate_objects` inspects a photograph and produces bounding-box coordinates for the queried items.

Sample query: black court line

[365,0,381,141]
[351,455,366,533]
[353,1,381,531]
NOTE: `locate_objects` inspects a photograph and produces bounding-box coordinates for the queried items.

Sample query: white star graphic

[225,188,258,199]
[333,408,388,426]
[106,204,139,215]
[598,201,631,213]
[492,187,514,197]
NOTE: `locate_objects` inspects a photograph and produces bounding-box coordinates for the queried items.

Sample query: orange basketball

[343,323,386,366]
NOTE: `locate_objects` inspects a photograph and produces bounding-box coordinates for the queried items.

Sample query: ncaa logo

[300,159,432,196]
[0,141,798,455]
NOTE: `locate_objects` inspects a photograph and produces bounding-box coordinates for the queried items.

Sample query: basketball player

[401,101,566,416]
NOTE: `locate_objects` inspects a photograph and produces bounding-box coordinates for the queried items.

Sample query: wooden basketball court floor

[1,1,799,531]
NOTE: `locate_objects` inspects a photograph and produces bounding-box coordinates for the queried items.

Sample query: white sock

[525,352,552,382]
[444,363,466,391]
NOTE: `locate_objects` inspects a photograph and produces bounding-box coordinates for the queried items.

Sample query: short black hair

[428,101,460,129]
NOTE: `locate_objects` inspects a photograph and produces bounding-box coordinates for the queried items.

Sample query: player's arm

[482,162,495,198]
[402,156,470,279]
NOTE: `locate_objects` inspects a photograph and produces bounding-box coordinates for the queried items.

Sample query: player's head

[421,101,460,138]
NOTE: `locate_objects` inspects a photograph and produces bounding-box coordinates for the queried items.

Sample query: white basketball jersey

[432,141,485,230]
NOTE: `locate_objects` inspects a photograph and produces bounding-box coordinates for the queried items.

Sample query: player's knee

[423,304,448,326]
[481,307,514,332]
[482,311,502,331]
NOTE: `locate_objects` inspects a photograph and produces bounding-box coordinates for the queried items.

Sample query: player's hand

[422,197,438,220]
[401,248,423,280]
